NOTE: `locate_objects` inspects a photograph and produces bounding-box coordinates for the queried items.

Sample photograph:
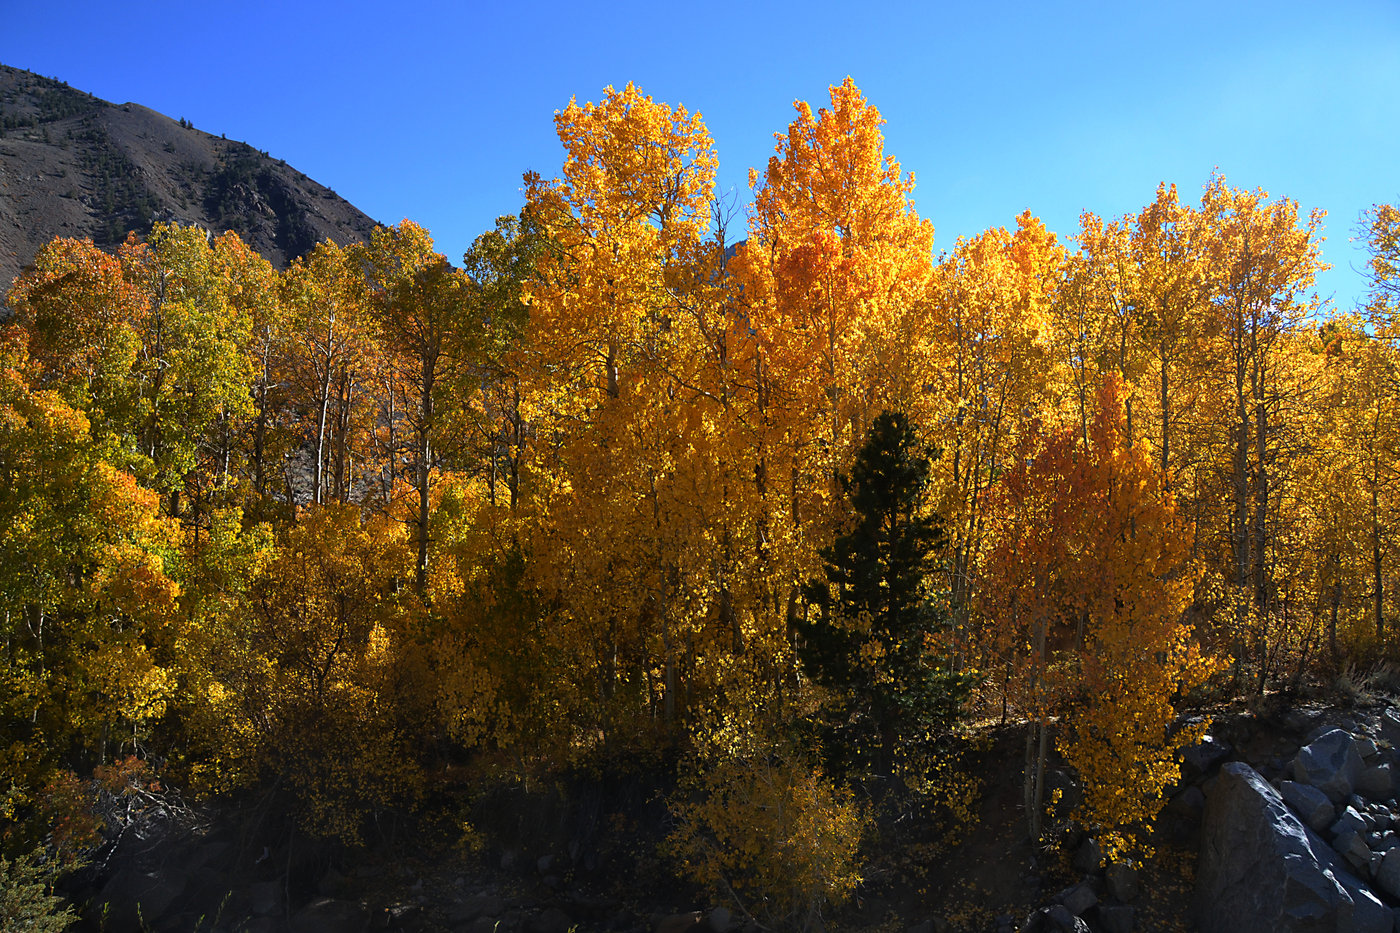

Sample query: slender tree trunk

[1160,348,1171,492]
[1375,484,1385,642]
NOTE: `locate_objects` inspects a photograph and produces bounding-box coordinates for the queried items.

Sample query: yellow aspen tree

[1197,174,1325,688]
[280,239,376,508]
[521,83,731,743]
[923,213,1064,646]
[1357,203,1400,645]
[0,335,179,823]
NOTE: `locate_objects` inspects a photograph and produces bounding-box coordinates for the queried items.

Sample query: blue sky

[4,0,1398,312]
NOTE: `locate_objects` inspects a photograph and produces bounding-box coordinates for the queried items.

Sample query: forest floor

[64,686,1382,933]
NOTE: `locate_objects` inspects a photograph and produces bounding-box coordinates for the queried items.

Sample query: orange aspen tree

[1053,379,1216,860]
[984,377,1217,849]
[728,78,937,699]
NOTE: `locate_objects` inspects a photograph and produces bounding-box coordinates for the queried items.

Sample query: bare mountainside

[0,64,379,295]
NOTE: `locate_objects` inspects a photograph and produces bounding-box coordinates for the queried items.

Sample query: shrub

[0,849,76,933]
[666,745,866,932]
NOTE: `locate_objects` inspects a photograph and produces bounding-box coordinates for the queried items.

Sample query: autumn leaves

[1,75,1382,890]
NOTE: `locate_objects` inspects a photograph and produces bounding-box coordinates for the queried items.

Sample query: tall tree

[799,411,968,773]
[364,221,481,601]
[1197,175,1325,685]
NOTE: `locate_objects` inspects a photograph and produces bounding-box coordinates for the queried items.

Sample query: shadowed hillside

[0,64,378,294]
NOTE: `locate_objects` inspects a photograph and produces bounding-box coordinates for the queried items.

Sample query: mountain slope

[0,65,379,293]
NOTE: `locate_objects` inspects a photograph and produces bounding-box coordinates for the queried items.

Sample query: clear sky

[4,0,1398,313]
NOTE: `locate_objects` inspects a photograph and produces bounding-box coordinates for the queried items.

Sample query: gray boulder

[95,869,183,933]
[1071,836,1102,874]
[1097,902,1131,933]
[1105,860,1140,903]
[706,907,736,933]
[1332,830,1372,873]
[248,880,282,916]
[1097,904,1134,933]
[1340,880,1392,933]
[1308,831,1393,933]
[1282,781,1337,832]
[1195,762,1356,933]
[1022,905,1089,933]
[526,908,574,933]
[1295,729,1365,803]
[1059,882,1097,916]
[1181,735,1234,781]
[1331,806,1369,838]
[290,897,372,933]
[1380,708,1400,748]
[1358,764,1394,801]
[1377,848,1400,900]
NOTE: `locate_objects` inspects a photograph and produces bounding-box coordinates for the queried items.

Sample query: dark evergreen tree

[799,411,971,773]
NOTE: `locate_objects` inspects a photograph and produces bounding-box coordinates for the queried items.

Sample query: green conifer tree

[800,411,970,773]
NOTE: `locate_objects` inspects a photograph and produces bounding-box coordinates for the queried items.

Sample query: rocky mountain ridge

[0,64,379,296]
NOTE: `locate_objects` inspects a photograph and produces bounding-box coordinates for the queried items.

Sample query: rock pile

[1193,707,1400,933]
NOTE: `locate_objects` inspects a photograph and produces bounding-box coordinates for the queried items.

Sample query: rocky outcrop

[1195,762,1356,933]
[1295,730,1367,804]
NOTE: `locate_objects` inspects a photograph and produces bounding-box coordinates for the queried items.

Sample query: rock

[1105,861,1139,903]
[1355,735,1380,760]
[381,905,431,932]
[1359,764,1394,800]
[1181,735,1234,781]
[1194,762,1356,933]
[1330,806,1368,838]
[1022,905,1089,933]
[465,918,501,933]
[499,848,530,875]
[1059,882,1097,916]
[248,880,282,916]
[291,897,372,933]
[526,908,573,933]
[655,912,704,933]
[1336,876,1392,933]
[1294,729,1365,803]
[453,894,506,923]
[1071,836,1102,874]
[1097,904,1134,933]
[96,868,183,933]
[1283,709,1318,733]
[1304,823,1394,933]
[1377,848,1400,899]
[1380,707,1400,747]
[1332,830,1372,872]
[707,907,736,933]
[1280,781,1336,831]
[1165,785,1206,821]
